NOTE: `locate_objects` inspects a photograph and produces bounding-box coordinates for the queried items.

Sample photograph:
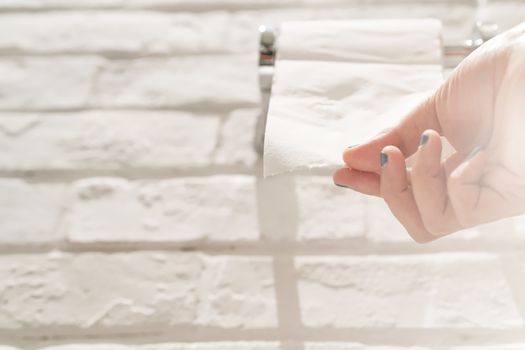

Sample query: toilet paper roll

[264,19,444,177]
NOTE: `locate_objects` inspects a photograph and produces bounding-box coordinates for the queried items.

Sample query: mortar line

[3,327,525,349]
[0,241,524,255]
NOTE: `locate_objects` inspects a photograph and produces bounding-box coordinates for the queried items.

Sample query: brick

[94,55,259,110]
[295,176,364,241]
[258,176,364,242]
[68,176,258,243]
[296,254,524,328]
[0,253,276,331]
[195,257,276,328]
[213,109,259,167]
[0,57,101,110]
[365,196,415,243]
[0,111,220,170]
[0,109,257,170]
[0,180,65,244]
[0,55,259,111]
[0,12,257,55]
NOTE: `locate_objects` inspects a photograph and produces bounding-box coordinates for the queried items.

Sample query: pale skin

[333,22,525,243]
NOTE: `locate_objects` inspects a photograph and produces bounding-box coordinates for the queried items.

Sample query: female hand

[333,22,525,243]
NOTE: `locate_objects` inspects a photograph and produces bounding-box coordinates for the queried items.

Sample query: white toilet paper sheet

[263,19,444,177]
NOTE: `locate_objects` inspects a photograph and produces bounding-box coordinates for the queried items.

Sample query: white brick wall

[0,56,259,110]
[0,1,525,349]
[296,254,523,328]
[68,176,259,243]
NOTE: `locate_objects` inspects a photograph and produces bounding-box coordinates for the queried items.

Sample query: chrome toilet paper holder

[255,21,499,154]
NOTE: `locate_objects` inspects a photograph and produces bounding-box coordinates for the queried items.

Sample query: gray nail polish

[347,144,359,149]
[335,183,348,189]
[420,133,429,146]
[380,152,388,167]
[466,146,482,160]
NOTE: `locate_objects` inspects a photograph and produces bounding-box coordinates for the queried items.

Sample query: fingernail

[380,152,388,167]
[347,144,359,149]
[419,133,429,146]
[334,183,348,189]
